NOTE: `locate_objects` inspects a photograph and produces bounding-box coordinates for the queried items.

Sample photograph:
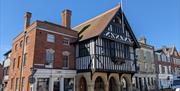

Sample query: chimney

[61,9,71,28]
[138,36,147,44]
[24,12,32,31]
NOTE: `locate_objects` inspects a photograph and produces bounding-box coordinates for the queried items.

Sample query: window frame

[63,38,70,45]
[45,49,55,65]
[63,55,69,68]
[25,36,29,44]
[15,78,19,91]
[47,34,55,43]
[23,53,27,66]
[17,56,21,68]
[11,78,14,90]
[21,77,25,91]
[15,44,18,51]
[20,40,23,48]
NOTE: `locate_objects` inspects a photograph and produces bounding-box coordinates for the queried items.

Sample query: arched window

[46,48,55,65]
[79,77,87,91]
[109,77,117,91]
[62,51,70,68]
[94,77,104,91]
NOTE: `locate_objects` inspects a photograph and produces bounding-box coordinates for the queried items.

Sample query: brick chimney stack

[61,9,71,28]
[24,12,32,31]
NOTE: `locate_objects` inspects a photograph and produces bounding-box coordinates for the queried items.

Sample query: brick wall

[6,20,78,91]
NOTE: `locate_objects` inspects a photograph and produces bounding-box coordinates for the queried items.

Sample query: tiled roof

[73,5,121,41]
[156,46,176,55]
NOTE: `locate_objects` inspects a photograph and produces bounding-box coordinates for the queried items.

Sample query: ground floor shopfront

[158,74,173,89]
[76,72,133,91]
[29,69,133,91]
[132,74,156,91]
[30,69,76,91]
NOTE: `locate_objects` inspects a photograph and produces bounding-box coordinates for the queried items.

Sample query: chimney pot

[61,9,72,28]
[24,12,32,31]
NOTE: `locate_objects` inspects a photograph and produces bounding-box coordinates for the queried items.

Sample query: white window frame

[45,48,55,67]
[47,34,55,43]
[62,51,70,69]
[63,38,70,45]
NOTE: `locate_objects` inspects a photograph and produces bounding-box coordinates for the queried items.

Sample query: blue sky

[0,0,180,61]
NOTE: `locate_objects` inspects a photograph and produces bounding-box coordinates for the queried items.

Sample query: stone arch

[94,76,105,91]
[92,73,107,85]
[108,73,120,91]
[120,74,132,91]
[109,77,118,91]
[79,76,87,91]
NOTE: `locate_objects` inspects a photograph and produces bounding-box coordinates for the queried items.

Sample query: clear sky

[0,0,180,61]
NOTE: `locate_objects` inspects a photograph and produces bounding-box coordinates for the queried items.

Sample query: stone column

[49,77,53,91]
[105,82,109,91]
[60,77,64,91]
[33,78,38,91]
[128,75,133,91]
[117,80,121,91]
[87,82,94,91]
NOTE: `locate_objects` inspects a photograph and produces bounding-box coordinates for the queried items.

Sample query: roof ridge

[73,4,120,29]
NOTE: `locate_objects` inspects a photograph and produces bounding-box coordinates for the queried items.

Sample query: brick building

[155,46,180,89]
[6,10,77,91]
[168,47,180,76]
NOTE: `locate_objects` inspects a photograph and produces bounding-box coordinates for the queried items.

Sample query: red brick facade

[6,10,77,91]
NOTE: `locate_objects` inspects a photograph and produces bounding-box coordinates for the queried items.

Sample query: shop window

[64,78,74,91]
[37,78,49,91]
[53,81,60,91]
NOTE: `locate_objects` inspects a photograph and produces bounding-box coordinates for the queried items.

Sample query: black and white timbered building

[74,5,140,91]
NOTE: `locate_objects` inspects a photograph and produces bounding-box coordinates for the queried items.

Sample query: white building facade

[31,69,76,91]
[133,38,156,91]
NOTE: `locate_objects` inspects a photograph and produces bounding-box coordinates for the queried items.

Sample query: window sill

[45,65,53,68]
